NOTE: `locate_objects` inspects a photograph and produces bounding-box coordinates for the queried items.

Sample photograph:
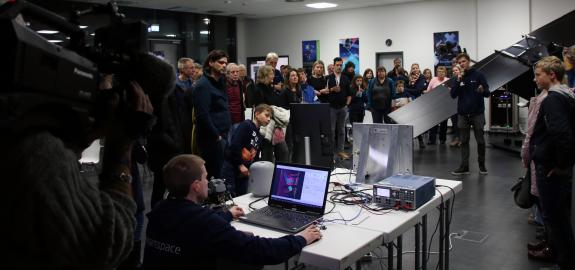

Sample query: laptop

[239,162,331,233]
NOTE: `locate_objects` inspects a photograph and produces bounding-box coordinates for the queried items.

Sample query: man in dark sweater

[142,155,322,270]
[221,104,272,196]
[193,50,232,179]
[450,53,490,175]
[327,57,352,160]
[528,56,575,270]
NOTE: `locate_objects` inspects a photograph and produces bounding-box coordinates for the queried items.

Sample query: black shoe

[527,247,555,262]
[451,166,470,175]
[427,141,436,145]
[440,141,446,145]
[527,239,548,251]
[479,165,488,175]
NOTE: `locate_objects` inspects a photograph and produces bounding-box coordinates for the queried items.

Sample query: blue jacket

[366,77,395,110]
[405,74,426,99]
[226,120,262,166]
[193,74,232,141]
[449,68,490,115]
[142,199,306,269]
[301,83,318,103]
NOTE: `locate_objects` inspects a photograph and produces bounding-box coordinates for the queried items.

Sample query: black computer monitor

[290,103,333,168]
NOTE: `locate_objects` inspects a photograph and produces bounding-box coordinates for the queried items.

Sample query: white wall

[242,0,476,72]
[237,0,575,128]
[239,0,575,70]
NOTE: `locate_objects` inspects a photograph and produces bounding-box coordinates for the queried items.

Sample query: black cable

[325,200,337,214]
[436,184,456,227]
[248,196,267,211]
[425,189,444,265]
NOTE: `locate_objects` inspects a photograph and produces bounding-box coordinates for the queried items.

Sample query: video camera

[0,0,173,142]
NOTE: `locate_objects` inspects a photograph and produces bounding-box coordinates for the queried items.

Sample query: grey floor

[138,132,556,270]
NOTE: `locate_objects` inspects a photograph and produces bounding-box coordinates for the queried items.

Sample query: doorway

[149,39,183,70]
[375,52,403,71]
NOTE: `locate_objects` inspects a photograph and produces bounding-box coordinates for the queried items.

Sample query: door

[375,52,403,71]
[149,39,182,70]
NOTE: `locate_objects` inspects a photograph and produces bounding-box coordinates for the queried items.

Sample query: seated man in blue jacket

[142,154,322,270]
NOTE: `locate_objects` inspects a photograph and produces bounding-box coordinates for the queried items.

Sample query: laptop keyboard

[251,207,317,226]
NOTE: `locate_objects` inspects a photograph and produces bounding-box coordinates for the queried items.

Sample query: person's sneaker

[479,165,488,175]
[451,166,470,175]
[527,247,554,262]
[527,239,548,251]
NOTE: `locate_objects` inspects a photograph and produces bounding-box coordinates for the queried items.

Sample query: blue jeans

[535,163,575,269]
[566,69,575,88]
[429,120,448,143]
[458,113,486,167]
[199,135,227,179]
[371,108,392,124]
[221,160,249,197]
[330,106,347,153]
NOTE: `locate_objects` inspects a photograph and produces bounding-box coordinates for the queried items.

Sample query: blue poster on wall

[433,31,461,69]
[302,40,319,68]
[339,37,360,75]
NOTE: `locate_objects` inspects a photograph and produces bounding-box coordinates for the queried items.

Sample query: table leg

[387,242,394,270]
[439,202,445,270]
[397,235,403,270]
[415,223,420,270]
[422,215,428,270]
[445,200,451,270]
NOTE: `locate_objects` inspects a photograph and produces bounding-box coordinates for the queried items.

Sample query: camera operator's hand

[297,224,322,245]
[229,206,245,219]
[128,81,153,114]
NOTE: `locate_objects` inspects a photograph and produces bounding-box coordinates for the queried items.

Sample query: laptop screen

[268,163,331,213]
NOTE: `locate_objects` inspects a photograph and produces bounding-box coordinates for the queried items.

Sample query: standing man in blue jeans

[529,56,575,270]
[326,57,352,160]
[193,50,231,179]
[450,53,490,175]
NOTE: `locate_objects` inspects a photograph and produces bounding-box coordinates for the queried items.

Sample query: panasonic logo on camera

[73,68,94,79]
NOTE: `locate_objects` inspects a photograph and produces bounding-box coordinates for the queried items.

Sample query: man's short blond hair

[535,56,565,80]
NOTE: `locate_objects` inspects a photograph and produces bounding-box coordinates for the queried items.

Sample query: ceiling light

[165,34,176,38]
[148,24,160,32]
[37,30,59,34]
[203,18,210,25]
[306,2,337,9]
[79,25,88,29]
[48,40,63,43]
[200,30,209,35]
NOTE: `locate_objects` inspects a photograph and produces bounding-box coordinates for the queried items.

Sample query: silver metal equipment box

[352,124,413,184]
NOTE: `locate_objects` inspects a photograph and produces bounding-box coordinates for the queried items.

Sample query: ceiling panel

[73,0,426,18]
